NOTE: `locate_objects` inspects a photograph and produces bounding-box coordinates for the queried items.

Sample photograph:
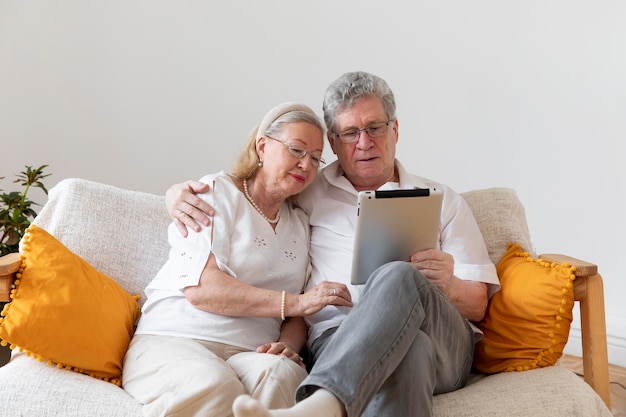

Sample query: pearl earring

[258,160,263,167]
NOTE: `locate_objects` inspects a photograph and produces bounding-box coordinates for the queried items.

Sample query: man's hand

[409,249,455,293]
[410,249,488,322]
[165,180,214,237]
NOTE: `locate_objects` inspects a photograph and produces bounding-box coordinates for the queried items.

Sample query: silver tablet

[350,188,443,285]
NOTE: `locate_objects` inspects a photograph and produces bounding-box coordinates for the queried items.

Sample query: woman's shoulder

[197,171,237,187]
[286,200,311,238]
[195,172,240,197]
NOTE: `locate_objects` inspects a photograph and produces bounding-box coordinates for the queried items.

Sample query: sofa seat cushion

[433,366,612,417]
[0,352,142,416]
[0,353,611,417]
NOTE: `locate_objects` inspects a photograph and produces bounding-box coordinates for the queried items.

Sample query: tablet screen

[350,188,443,285]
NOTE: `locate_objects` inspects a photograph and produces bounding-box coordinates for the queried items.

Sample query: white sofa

[0,178,613,416]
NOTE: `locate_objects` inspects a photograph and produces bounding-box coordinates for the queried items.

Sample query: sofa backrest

[460,187,535,264]
[31,179,534,307]
[32,178,170,306]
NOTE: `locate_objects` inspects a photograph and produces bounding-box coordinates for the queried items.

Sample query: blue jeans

[297,261,475,417]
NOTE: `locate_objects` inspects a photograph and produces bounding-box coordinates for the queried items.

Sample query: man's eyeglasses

[266,136,326,167]
[331,120,393,144]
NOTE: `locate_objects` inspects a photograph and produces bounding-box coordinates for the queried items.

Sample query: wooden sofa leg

[578,273,611,409]
[541,254,611,409]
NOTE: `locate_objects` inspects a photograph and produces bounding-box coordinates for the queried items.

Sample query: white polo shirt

[297,160,500,347]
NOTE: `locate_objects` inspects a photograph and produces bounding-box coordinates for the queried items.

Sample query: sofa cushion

[473,243,576,373]
[461,187,535,264]
[30,178,171,306]
[0,353,142,416]
[0,224,141,385]
[433,366,612,417]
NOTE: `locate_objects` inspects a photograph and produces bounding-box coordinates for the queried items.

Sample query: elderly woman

[122,102,352,417]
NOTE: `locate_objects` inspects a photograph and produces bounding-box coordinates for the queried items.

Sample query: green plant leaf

[0,164,51,255]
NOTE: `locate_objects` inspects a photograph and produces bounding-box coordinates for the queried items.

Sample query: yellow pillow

[473,243,576,374]
[0,224,141,386]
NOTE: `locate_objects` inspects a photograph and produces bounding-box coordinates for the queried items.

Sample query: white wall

[1,1,625,366]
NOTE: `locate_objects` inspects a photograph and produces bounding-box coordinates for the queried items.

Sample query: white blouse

[135,172,311,350]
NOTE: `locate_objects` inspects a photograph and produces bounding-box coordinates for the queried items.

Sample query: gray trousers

[298,261,475,417]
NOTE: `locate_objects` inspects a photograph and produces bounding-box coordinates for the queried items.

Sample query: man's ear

[327,133,338,155]
[391,119,399,143]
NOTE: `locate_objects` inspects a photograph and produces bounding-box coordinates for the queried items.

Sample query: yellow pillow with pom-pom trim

[473,243,576,374]
[0,224,140,386]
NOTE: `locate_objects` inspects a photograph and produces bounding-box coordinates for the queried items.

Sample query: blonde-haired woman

[122,102,351,417]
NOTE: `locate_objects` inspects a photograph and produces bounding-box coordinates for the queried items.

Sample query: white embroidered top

[135,171,311,350]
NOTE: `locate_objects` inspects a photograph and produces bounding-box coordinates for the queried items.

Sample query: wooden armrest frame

[0,253,21,303]
[540,254,611,409]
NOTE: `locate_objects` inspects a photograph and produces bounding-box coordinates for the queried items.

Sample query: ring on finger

[333,288,337,296]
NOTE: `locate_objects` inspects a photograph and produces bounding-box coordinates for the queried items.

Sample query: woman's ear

[256,136,267,161]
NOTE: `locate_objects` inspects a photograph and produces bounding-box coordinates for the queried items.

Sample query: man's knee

[368,261,428,290]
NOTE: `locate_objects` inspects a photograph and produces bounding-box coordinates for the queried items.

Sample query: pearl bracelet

[280,290,286,321]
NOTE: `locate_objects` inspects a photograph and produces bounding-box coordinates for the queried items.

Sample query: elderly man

[166,71,499,417]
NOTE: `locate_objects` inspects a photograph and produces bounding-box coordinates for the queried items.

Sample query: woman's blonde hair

[231,110,324,179]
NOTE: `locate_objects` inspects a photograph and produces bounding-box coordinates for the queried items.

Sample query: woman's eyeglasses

[266,136,326,167]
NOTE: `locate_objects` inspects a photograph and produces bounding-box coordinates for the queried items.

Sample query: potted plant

[1,165,50,364]
[0,165,51,257]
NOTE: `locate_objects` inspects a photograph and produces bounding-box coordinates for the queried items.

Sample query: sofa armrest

[539,254,611,409]
[0,253,21,302]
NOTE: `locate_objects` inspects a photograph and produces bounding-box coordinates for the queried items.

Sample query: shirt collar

[321,159,430,194]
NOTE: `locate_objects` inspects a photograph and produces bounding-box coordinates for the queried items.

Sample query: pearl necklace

[242,179,280,224]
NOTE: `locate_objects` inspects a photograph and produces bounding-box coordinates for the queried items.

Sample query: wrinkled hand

[410,249,455,293]
[165,180,213,237]
[256,342,305,368]
[410,248,489,322]
[297,281,352,316]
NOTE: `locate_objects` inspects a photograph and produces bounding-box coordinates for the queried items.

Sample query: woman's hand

[293,281,352,316]
[257,342,305,369]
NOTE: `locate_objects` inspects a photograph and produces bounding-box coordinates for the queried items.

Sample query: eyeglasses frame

[265,135,326,167]
[331,119,394,144]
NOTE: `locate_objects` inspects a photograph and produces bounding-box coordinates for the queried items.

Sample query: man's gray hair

[322,71,397,133]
